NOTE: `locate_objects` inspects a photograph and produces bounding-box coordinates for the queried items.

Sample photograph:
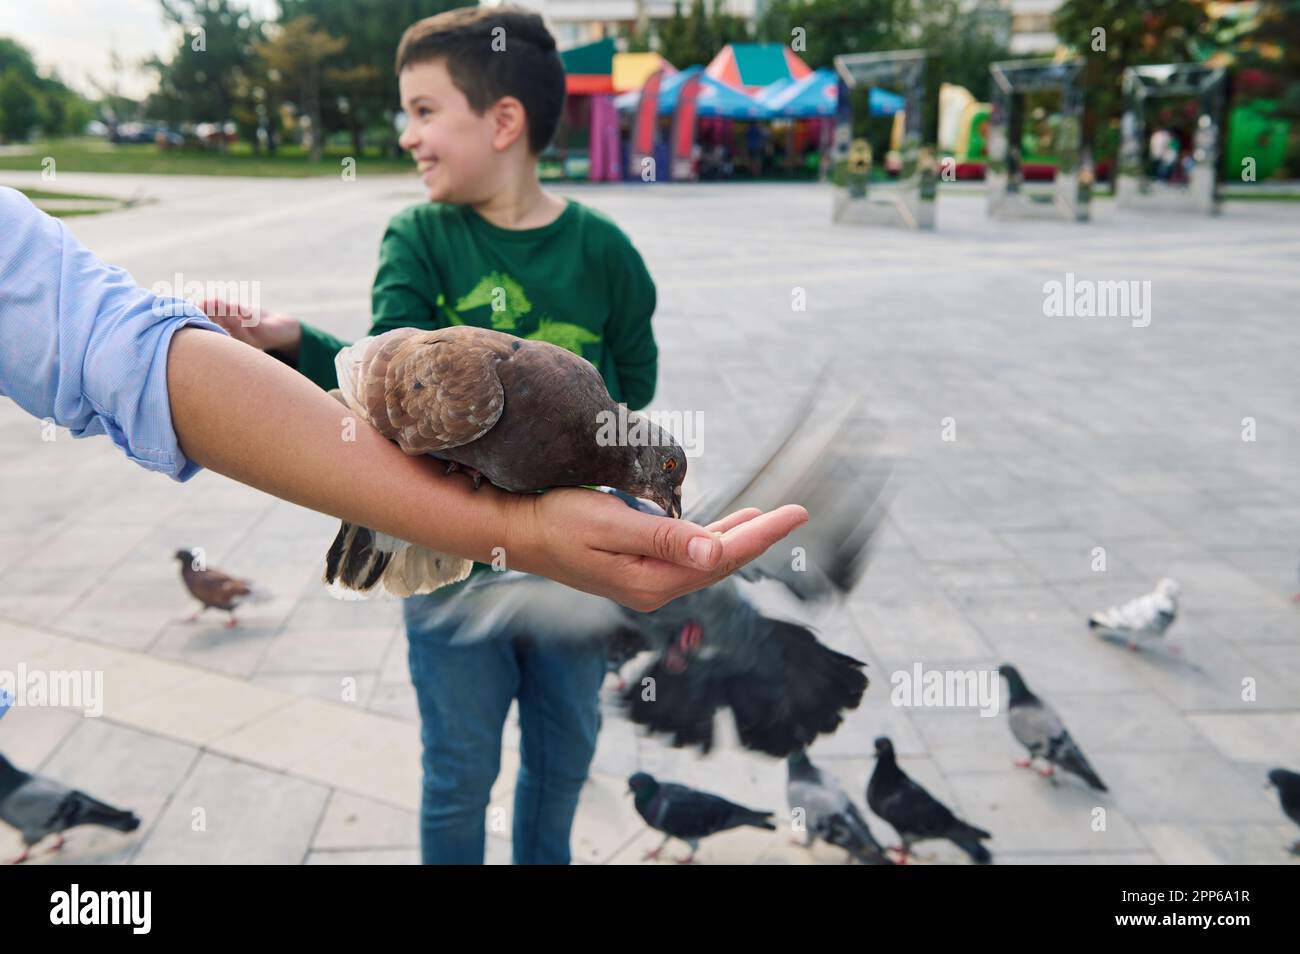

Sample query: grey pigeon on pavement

[323,326,686,597]
[999,664,1107,791]
[1267,768,1300,855]
[415,389,891,757]
[0,753,140,863]
[1088,578,1180,651]
[628,771,775,863]
[867,737,992,864]
[174,549,265,628]
[786,748,892,864]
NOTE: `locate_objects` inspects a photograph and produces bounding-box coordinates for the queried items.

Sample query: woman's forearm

[165,329,807,610]
[166,328,515,561]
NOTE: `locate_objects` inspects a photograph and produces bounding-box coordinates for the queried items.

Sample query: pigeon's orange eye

[663,459,677,472]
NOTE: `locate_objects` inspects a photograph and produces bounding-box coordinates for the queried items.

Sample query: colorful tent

[765,68,839,117]
[756,76,794,105]
[561,37,616,94]
[613,52,676,92]
[615,66,770,118]
[706,43,812,93]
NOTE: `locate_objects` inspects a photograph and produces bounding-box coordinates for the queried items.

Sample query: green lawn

[12,186,127,218]
[0,138,415,178]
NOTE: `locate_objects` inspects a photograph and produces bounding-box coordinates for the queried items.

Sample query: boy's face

[398,59,503,204]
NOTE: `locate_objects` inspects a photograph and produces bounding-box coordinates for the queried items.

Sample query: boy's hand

[196,297,302,359]
[505,488,808,613]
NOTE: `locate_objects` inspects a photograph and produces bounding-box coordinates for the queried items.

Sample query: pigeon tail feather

[323,521,471,599]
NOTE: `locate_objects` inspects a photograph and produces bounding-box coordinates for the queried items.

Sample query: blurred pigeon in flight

[322,326,686,597]
[1088,578,1180,652]
[999,664,1107,791]
[867,737,992,864]
[628,772,775,864]
[415,387,892,757]
[1267,768,1300,855]
[0,753,140,864]
[786,748,892,864]
[174,549,266,628]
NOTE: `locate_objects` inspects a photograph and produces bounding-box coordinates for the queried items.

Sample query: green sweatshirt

[294,198,658,409]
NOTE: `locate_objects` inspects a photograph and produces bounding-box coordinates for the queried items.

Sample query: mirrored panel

[1117,64,1226,215]
[987,58,1090,222]
[830,50,938,230]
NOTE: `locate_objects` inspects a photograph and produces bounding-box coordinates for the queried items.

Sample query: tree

[1053,0,1208,172]
[0,67,39,142]
[278,0,465,157]
[658,0,752,69]
[915,0,1010,101]
[255,15,346,161]
[0,36,94,136]
[757,0,912,69]
[146,0,264,142]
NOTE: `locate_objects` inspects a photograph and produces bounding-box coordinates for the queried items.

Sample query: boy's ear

[489,96,530,152]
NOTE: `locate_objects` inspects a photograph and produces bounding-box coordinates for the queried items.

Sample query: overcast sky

[3,0,278,99]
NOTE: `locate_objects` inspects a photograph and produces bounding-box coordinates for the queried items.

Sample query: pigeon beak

[653,488,682,520]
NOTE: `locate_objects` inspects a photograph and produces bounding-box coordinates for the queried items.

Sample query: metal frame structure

[986,58,1090,222]
[829,50,938,230]
[1116,63,1227,215]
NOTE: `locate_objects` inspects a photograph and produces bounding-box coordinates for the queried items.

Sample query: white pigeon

[1088,578,1180,651]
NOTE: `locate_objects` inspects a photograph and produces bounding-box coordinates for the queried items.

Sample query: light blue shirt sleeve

[0,186,229,481]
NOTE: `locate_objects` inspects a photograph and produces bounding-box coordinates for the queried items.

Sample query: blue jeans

[403,593,605,865]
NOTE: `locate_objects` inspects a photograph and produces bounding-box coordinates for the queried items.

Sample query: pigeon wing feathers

[336,328,507,454]
[1008,700,1063,755]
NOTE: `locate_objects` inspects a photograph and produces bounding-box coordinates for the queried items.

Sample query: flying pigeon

[627,771,775,863]
[786,748,892,864]
[174,549,266,628]
[322,326,686,597]
[1267,768,1300,855]
[867,737,992,864]
[0,753,140,864]
[1088,578,1180,652]
[413,389,891,757]
[999,664,1107,791]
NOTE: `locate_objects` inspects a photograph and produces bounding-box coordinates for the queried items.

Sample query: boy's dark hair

[396,5,566,155]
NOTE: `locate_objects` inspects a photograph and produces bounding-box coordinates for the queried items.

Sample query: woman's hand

[504,487,808,612]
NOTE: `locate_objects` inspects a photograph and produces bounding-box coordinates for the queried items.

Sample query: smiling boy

[208,5,659,864]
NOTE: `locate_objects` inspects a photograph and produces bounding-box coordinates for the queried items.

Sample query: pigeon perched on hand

[786,748,892,864]
[1266,768,1300,855]
[1088,578,1180,652]
[867,737,992,864]
[628,772,775,864]
[174,549,265,628]
[999,664,1107,791]
[323,326,687,597]
[0,753,140,863]
[416,390,890,757]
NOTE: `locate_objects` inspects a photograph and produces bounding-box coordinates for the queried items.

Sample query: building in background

[485,0,765,49]
[1001,0,1063,55]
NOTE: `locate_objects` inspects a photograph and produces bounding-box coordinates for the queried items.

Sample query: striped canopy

[614,66,770,118]
[706,43,812,93]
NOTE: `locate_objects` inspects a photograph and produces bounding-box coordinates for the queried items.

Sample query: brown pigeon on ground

[174,549,260,628]
[324,326,687,598]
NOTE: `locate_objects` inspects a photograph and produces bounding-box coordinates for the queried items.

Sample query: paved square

[1,172,1297,864]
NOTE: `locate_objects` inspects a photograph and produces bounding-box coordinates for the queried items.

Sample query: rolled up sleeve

[0,187,228,481]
